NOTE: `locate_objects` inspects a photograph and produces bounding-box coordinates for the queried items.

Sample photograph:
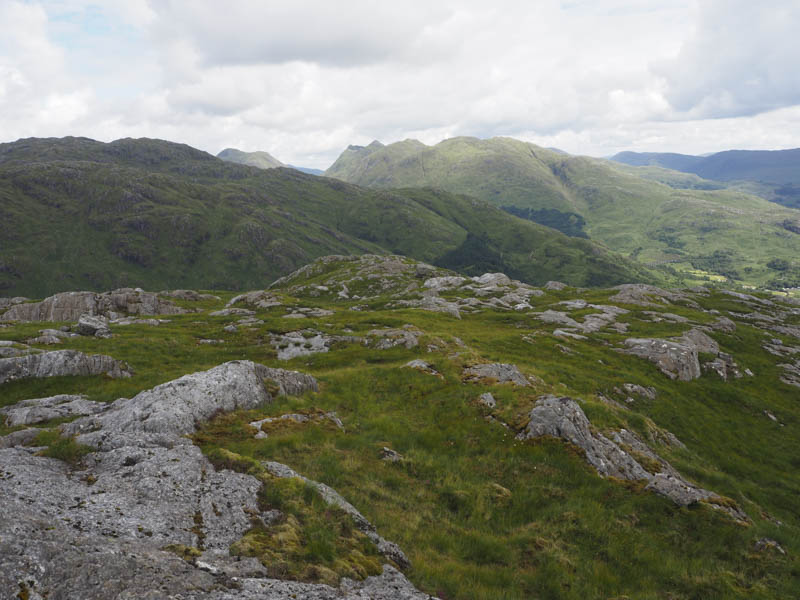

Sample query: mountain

[612,148,800,185]
[2,255,799,598]
[0,137,649,297]
[325,136,800,289]
[217,147,285,169]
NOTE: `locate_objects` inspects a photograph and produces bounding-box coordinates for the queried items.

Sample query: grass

[1,271,799,598]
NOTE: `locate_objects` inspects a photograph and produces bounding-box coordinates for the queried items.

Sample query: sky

[1,0,799,169]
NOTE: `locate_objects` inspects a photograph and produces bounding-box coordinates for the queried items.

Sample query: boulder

[0,350,133,385]
[463,363,530,386]
[76,313,112,338]
[479,392,497,408]
[544,281,566,290]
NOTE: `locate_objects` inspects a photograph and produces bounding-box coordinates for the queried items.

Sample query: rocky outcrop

[621,338,701,381]
[0,362,429,599]
[463,363,530,386]
[1,288,186,322]
[226,290,282,309]
[0,350,133,384]
[368,326,422,350]
[63,361,317,450]
[516,396,649,480]
[516,396,747,520]
[621,328,747,382]
[609,284,698,308]
[1,394,106,426]
[264,461,409,569]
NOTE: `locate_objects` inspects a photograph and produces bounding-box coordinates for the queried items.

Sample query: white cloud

[0,0,798,168]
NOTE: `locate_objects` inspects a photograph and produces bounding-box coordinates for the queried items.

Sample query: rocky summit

[1,254,799,599]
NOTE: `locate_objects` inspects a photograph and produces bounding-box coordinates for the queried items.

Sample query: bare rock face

[1,394,106,427]
[609,284,698,308]
[226,290,282,309]
[621,338,701,381]
[463,363,530,386]
[0,349,133,384]
[516,396,649,480]
[63,361,317,450]
[2,289,186,322]
[516,396,748,521]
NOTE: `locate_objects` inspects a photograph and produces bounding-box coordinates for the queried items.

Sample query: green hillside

[2,255,798,598]
[218,147,285,169]
[0,137,649,297]
[326,136,800,289]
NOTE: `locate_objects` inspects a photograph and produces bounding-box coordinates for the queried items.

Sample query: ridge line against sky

[1,0,799,169]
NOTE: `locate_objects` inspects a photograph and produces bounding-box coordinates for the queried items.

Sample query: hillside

[1,255,799,598]
[0,137,648,297]
[325,136,800,289]
[217,147,285,169]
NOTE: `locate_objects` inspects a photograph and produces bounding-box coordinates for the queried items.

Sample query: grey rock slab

[681,328,719,354]
[544,281,566,290]
[263,461,409,568]
[535,310,581,328]
[369,326,422,350]
[1,394,106,426]
[0,350,133,385]
[404,359,440,376]
[209,307,255,317]
[517,396,746,520]
[63,361,317,450]
[553,329,588,340]
[609,284,698,308]
[0,361,418,600]
[2,289,186,322]
[621,383,657,400]
[516,396,649,480]
[621,338,700,381]
[463,363,530,386]
[0,427,40,448]
[711,316,737,333]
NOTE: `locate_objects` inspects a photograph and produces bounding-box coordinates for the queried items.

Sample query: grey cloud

[654,0,800,118]
[151,0,454,68]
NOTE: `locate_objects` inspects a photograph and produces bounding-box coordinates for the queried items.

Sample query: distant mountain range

[0,137,647,296]
[216,147,323,176]
[611,148,800,184]
[325,136,800,288]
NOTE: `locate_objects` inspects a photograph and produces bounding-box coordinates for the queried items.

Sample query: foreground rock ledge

[0,361,434,599]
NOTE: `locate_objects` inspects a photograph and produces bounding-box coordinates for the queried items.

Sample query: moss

[163,544,202,562]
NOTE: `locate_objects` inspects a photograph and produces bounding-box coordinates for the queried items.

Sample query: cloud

[654,0,800,118]
[0,1,798,168]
